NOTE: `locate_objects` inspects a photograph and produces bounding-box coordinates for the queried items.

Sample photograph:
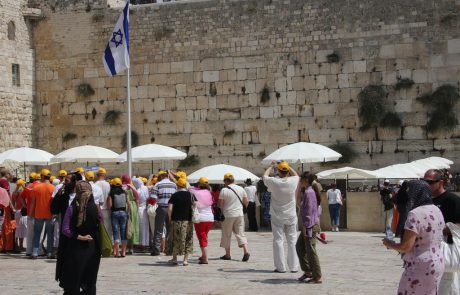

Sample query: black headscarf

[397,180,433,234]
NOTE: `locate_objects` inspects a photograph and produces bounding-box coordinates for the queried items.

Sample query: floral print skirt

[171,221,193,256]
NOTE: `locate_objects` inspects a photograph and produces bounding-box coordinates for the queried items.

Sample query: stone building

[1,0,460,176]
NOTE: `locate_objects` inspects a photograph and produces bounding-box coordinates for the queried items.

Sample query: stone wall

[31,0,460,176]
[0,0,35,152]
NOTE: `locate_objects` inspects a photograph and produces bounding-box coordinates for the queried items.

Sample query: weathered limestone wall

[0,0,36,152]
[31,0,460,175]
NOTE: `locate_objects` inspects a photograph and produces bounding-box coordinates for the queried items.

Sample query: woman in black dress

[60,181,101,295]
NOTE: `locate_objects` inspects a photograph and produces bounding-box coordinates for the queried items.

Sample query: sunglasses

[423,179,440,185]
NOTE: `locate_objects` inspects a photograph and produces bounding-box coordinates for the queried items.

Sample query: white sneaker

[336,228,339,232]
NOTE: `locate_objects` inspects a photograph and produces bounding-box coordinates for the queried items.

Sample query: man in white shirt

[263,161,300,273]
[326,183,342,232]
[85,171,103,207]
[95,167,112,241]
[244,178,260,232]
[219,173,250,262]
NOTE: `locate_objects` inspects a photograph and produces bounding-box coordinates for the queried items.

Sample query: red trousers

[194,222,213,247]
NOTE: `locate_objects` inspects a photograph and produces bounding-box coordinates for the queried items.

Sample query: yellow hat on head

[141,177,147,184]
[16,179,26,186]
[40,168,51,177]
[176,177,187,188]
[29,172,37,180]
[112,177,122,186]
[277,161,290,172]
[75,167,84,173]
[59,170,67,177]
[50,176,56,182]
[97,167,107,175]
[85,171,95,181]
[198,177,208,186]
[151,177,158,185]
[158,170,167,176]
[223,172,234,180]
[176,171,187,179]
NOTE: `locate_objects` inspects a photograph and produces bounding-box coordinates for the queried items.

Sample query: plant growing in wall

[76,83,95,98]
[104,110,122,124]
[326,52,340,63]
[92,11,105,22]
[358,85,387,130]
[63,132,78,143]
[154,25,174,41]
[380,112,402,128]
[121,131,139,149]
[260,85,270,103]
[417,84,460,132]
[224,130,235,137]
[327,142,358,164]
[178,155,200,168]
[394,78,414,90]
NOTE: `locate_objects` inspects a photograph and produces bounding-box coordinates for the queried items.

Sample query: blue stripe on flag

[123,0,130,53]
[104,45,117,76]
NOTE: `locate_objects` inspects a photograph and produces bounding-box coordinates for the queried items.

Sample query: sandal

[298,273,313,281]
[220,255,231,260]
[305,278,322,284]
[198,260,208,264]
[183,261,189,266]
[168,259,178,265]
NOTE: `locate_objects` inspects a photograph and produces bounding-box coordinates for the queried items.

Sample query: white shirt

[244,185,260,206]
[327,189,341,205]
[95,180,111,209]
[219,184,247,218]
[68,192,76,206]
[263,175,299,225]
[52,183,64,198]
[89,181,103,206]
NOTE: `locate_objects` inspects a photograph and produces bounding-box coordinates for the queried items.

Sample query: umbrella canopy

[373,156,453,179]
[317,167,384,179]
[261,142,342,164]
[117,144,187,162]
[51,145,121,164]
[188,164,260,184]
[0,147,54,165]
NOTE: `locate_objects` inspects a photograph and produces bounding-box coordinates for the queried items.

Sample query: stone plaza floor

[0,230,402,294]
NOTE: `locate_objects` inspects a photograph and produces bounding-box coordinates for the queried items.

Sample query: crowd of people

[1,163,460,294]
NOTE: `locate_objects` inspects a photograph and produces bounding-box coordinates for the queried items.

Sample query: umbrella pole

[23,162,26,179]
[151,160,154,174]
[301,163,304,172]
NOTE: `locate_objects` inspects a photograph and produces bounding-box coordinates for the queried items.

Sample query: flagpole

[126,3,132,178]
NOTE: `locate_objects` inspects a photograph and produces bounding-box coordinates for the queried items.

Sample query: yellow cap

[112,177,122,186]
[151,177,158,185]
[75,167,85,173]
[59,170,67,177]
[29,172,37,180]
[50,176,56,182]
[40,168,51,177]
[85,171,95,181]
[176,171,187,179]
[277,161,290,172]
[97,167,107,175]
[158,170,167,176]
[223,172,234,180]
[141,177,147,184]
[198,177,208,185]
[16,179,26,186]
[176,177,187,188]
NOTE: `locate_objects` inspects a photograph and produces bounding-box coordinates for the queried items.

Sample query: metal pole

[127,68,132,178]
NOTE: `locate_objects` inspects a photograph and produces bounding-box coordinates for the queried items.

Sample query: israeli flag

[103,0,130,76]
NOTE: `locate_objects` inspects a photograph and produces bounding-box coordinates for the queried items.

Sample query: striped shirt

[151,179,177,207]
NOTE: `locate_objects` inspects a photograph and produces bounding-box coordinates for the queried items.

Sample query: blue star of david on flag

[111,29,124,48]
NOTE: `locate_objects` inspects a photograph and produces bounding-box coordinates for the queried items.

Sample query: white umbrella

[188,164,260,184]
[317,167,384,179]
[261,142,342,165]
[373,164,421,179]
[51,145,121,164]
[0,147,54,165]
[117,144,187,161]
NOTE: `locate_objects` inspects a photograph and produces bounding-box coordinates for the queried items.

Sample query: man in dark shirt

[423,169,460,294]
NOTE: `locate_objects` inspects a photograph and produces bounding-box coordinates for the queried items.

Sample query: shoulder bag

[191,194,200,224]
[226,186,247,214]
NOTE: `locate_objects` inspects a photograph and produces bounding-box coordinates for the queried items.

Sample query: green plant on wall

[417,84,460,132]
[154,25,174,41]
[327,142,358,164]
[178,155,200,168]
[260,85,270,103]
[76,83,95,98]
[380,112,402,128]
[121,131,139,149]
[358,85,387,130]
[326,52,340,63]
[63,132,77,143]
[394,78,414,90]
[104,110,121,124]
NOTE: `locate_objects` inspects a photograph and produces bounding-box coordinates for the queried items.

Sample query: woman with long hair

[61,181,101,295]
[296,172,322,284]
[190,177,214,264]
[121,173,139,254]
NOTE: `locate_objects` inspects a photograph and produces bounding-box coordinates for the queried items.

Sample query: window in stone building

[12,64,20,86]
[7,21,15,40]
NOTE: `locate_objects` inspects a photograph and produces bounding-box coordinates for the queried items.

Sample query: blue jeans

[328,203,341,226]
[32,218,54,257]
[111,211,128,244]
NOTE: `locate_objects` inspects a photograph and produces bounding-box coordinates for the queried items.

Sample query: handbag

[442,222,460,272]
[226,186,247,214]
[212,203,225,222]
[126,217,134,240]
[147,203,158,217]
[99,222,112,258]
[191,195,200,224]
[336,191,343,206]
